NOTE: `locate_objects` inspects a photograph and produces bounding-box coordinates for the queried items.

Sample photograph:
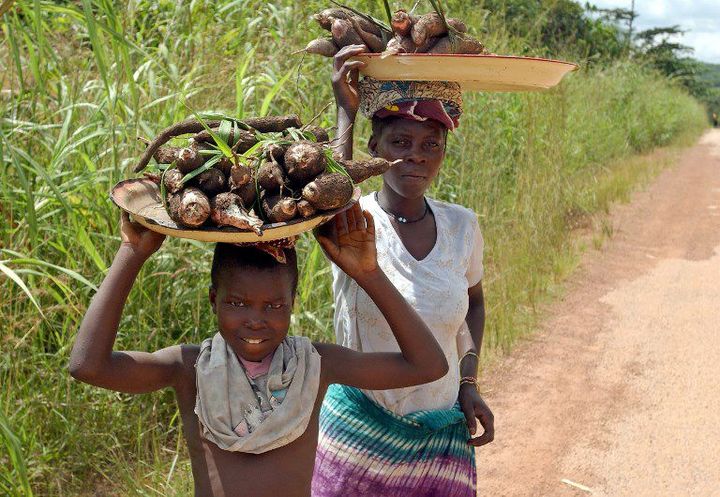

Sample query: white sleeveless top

[331,193,484,415]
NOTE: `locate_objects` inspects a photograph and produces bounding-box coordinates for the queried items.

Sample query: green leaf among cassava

[138,114,386,231]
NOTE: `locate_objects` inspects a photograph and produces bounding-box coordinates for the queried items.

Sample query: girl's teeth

[244,338,263,344]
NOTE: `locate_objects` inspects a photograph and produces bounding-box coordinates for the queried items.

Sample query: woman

[312,45,494,497]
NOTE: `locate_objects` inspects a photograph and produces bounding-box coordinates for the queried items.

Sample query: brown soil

[477,130,720,497]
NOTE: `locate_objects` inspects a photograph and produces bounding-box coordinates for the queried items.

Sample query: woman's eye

[229,301,245,308]
[266,303,284,310]
[426,141,440,149]
[392,139,410,147]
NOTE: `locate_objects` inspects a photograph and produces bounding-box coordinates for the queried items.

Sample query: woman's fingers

[120,211,142,239]
[333,44,367,71]
[346,61,366,85]
[335,210,350,237]
[333,45,367,88]
[362,209,375,237]
[316,235,340,260]
[461,400,478,436]
[468,427,494,447]
[336,60,366,87]
[346,204,358,232]
[468,404,495,447]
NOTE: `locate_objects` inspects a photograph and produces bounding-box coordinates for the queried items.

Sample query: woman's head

[369,116,447,200]
[358,78,462,199]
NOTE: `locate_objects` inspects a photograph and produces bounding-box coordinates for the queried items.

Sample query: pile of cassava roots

[134,115,393,234]
[305,6,489,57]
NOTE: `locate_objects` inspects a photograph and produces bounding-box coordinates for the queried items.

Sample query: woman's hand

[119,211,165,260]
[315,203,378,283]
[332,44,367,119]
[459,384,495,447]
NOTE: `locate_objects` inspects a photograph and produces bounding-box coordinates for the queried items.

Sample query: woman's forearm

[336,108,356,160]
[461,285,486,380]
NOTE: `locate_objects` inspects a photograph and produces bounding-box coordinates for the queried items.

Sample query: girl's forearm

[69,245,146,378]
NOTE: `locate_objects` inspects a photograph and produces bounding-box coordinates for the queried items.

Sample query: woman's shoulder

[428,197,479,228]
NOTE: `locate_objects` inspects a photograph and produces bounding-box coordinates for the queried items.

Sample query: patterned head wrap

[359,78,463,130]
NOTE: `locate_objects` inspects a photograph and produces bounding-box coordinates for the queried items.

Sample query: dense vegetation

[0,0,708,495]
[696,62,720,118]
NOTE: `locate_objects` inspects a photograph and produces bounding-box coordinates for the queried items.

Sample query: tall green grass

[0,0,707,494]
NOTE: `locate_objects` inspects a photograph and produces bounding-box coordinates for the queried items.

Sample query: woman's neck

[377,185,427,220]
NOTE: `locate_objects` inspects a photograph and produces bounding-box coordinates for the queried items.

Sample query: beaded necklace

[375,192,429,224]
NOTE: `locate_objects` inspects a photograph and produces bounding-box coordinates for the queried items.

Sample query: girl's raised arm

[314,205,449,389]
[69,213,185,394]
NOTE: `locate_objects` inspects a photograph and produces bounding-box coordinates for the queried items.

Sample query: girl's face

[368,118,447,200]
[209,266,294,362]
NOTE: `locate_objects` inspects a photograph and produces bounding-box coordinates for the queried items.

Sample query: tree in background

[482,0,715,120]
[481,0,626,60]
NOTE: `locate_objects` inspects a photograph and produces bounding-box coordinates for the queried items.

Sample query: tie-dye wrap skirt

[312,384,476,497]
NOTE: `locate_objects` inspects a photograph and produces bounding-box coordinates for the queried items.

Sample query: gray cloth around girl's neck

[194,333,321,454]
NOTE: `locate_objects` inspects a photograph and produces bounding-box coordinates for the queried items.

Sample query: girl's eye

[392,139,410,147]
[229,301,246,308]
[266,303,284,310]
[426,141,440,149]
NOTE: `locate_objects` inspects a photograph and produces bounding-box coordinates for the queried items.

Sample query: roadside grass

[0,1,708,494]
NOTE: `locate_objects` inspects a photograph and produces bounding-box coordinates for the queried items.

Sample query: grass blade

[74,222,107,273]
[2,251,98,292]
[0,260,45,318]
[0,409,33,497]
[379,0,392,25]
[260,70,293,117]
[235,47,256,118]
[0,0,17,17]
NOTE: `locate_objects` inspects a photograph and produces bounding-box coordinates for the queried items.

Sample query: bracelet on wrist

[458,350,479,368]
[459,376,479,391]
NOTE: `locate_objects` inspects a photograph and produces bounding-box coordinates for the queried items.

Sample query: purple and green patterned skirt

[312,384,476,497]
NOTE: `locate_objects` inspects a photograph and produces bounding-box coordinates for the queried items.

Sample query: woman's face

[368,118,447,200]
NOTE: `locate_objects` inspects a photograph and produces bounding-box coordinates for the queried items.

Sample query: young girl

[69,206,448,497]
[312,45,494,497]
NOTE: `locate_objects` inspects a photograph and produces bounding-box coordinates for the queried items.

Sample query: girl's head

[209,244,297,361]
[369,116,447,200]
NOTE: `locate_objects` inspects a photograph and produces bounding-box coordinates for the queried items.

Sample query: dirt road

[477,130,720,497]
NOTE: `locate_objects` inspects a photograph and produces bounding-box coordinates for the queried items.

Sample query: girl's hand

[119,211,165,260]
[459,384,495,447]
[332,44,368,119]
[315,203,378,283]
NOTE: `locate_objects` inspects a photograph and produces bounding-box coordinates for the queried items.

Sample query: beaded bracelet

[459,376,479,391]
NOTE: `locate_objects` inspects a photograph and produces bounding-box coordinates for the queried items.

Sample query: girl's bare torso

[173,350,328,497]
